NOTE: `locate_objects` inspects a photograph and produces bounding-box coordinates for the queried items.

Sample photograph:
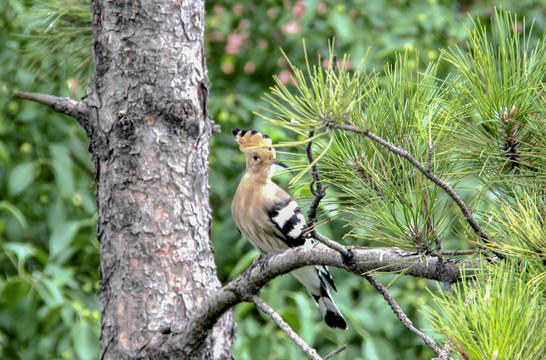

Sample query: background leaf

[8,162,35,196]
[73,320,99,360]
[49,221,80,262]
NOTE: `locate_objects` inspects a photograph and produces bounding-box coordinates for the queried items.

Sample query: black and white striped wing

[267,198,337,292]
[267,199,307,247]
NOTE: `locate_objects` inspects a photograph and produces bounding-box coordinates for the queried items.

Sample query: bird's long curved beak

[268,159,296,175]
[269,158,290,169]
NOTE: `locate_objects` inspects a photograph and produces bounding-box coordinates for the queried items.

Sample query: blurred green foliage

[0,1,99,358]
[0,0,544,359]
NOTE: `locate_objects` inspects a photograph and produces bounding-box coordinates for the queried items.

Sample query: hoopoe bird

[231,128,347,330]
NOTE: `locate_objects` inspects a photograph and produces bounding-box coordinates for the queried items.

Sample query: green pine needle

[427,260,546,360]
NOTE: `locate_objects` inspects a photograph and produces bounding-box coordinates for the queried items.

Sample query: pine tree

[260,9,546,359]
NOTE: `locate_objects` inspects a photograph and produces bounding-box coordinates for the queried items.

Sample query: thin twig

[303,59,349,259]
[305,130,327,224]
[427,140,434,172]
[313,232,350,257]
[324,344,348,360]
[305,130,350,257]
[332,54,338,72]
[332,123,502,258]
[305,131,348,255]
[251,296,323,360]
[364,274,449,358]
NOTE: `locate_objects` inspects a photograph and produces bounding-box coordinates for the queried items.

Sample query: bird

[231,128,347,330]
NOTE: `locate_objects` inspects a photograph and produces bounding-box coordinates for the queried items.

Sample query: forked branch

[303,126,453,358]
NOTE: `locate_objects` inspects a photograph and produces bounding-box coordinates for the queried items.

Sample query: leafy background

[0,0,544,359]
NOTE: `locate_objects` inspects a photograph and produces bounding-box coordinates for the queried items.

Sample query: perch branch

[177,243,480,356]
[251,296,323,360]
[332,123,501,257]
[364,274,449,358]
[13,91,89,120]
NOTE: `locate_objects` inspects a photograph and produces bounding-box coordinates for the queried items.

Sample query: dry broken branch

[13,91,89,119]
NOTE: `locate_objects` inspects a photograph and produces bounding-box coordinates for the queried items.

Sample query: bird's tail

[291,266,347,330]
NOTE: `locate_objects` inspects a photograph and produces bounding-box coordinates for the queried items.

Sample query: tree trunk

[87,1,234,358]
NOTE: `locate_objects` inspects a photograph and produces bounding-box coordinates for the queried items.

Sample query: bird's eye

[253,155,258,161]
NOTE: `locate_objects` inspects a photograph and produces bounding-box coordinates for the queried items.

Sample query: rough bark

[87,1,234,358]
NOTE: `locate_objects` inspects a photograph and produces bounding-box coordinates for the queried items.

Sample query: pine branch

[176,243,480,356]
[332,123,504,258]
[251,296,323,360]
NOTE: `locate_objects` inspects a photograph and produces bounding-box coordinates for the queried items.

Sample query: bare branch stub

[13,91,95,148]
[13,91,89,120]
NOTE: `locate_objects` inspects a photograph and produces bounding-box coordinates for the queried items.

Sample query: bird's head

[232,128,288,177]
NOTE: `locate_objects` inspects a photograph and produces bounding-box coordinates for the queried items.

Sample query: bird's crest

[232,128,275,159]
